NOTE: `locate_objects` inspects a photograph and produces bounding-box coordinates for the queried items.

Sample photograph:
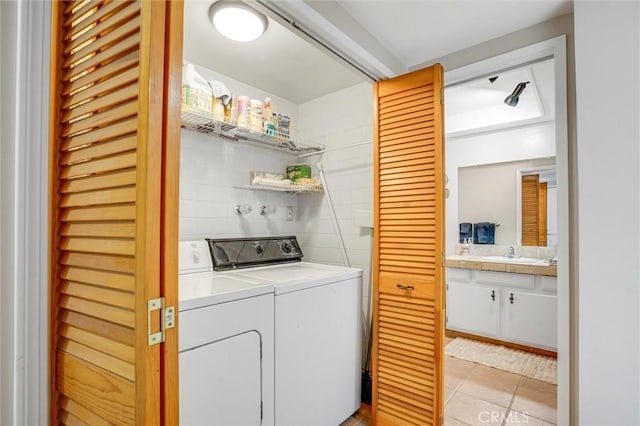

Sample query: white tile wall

[179,130,299,240]
[297,82,374,312]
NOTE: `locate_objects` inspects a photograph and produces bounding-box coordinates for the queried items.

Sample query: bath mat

[445,337,557,384]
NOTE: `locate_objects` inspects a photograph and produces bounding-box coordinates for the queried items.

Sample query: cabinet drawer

[475,270,534,289]
[446,268,471,282]
[379,272,433,299]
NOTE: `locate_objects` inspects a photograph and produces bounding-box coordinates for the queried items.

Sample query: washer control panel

[207,236,303,271]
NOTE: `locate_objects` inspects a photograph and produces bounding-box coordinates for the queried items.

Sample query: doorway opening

[445,36,570,424]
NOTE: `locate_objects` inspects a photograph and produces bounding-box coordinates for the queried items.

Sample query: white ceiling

[183,0,572,104]
[182,0,365,104]
[337,0,573,69]
[445,58,555,135]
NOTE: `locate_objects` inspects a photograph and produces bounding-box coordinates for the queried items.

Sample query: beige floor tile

[445,385,456,403]
[445,356,477,390]
[445,415,471,425]
[504,410,555,426]
[446,391,507,425]
[511,377,557,424]
[457,364,522,407]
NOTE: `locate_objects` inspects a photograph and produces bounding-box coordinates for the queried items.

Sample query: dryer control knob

[280,241,292,254]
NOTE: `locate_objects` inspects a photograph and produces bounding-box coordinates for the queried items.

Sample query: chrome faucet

[507,246,516,258]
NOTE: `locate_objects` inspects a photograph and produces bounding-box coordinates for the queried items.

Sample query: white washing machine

[207,237,362,426]
[178,241,275,426]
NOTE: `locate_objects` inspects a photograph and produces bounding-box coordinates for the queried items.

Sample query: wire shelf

[181,106,324,155]
[234,183,324,194]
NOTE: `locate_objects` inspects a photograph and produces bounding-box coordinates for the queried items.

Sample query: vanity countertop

[445,254,557,277]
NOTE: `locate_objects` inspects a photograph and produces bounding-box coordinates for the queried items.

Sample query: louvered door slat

[60,205,136,222]
[379,86,433,105]
[59,338,135,380]
[56,351,135,423]
[63,83,139,123]
[60,310,135,346]
[380,135,436,151]
[60,324,135,363]
[62,100,138,137]
[63,66,139,110]
[380,100,434,118]
[373,65,444,425]
[61,134,137,164]
[61,152,137,178]
[59,396,112,426]
[62,32,140,82]
[50,1,181,423]
[64,2,140,53]
[59,281,135,309]
[60,222,136,238]
[60,266,134,291]
[380,109,435,126]
[63,0,103,28]
[63,16,141,70]
[380,144,435,159]
[60,187,136,207]
[60,170,137,194]
[63,51,138,96]
[62,117,138,150]
[59,295,135,328]
[60,411,84,426]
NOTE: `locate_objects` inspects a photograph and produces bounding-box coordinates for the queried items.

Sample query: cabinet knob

[396,284,415,291]
[509,293,515,304]
[491,290,495,301]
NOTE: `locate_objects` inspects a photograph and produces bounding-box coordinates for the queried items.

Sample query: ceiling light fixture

[208,0,268,42]
[504,81,530,107]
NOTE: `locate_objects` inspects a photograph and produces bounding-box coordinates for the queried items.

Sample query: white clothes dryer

[178,241,275,426]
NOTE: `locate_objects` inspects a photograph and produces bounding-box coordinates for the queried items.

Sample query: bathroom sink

[482,255,544,264]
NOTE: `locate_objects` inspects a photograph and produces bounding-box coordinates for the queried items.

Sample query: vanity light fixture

[208,0,268,42]
[504,81,530,107]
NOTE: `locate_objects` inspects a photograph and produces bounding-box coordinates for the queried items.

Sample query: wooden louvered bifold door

[521,174,540,246]
[372,65,445,426]
[49,1,182,424]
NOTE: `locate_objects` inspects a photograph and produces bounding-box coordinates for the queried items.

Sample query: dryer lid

[206,236,303,271]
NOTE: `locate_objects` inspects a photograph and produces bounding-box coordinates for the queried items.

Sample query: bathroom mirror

[458,158,556,247]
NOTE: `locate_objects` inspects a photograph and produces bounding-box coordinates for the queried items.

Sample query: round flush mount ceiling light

[208,1,268,42]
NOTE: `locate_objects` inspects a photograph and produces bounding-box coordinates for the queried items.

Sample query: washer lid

[179,272,274,311]
[234,262,362,294]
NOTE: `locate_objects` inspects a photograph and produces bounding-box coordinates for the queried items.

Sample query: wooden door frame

[444,35,571,424]
[160,1,184,423]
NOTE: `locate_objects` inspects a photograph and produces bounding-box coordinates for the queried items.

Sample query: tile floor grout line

[502,375,524,426]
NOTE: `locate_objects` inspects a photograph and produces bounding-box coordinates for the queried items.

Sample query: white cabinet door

[502,289,557,349]
[447,282,500,337]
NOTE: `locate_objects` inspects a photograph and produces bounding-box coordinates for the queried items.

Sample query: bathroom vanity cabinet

[446,268,557,351]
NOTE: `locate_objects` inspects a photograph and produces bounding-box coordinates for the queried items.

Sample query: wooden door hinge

[148,297,176,346]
